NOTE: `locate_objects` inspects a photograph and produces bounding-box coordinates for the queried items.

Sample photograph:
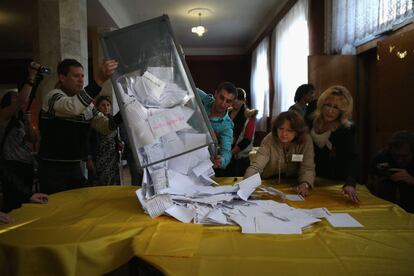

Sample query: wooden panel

[308,55,357,98]
[357,48,377,183]
[185,55,251,98]
[376,29,414,149]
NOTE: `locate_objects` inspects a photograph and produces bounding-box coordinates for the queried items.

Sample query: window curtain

[328,0,414,54]
[271,0,309,118]
[250,36,270,132]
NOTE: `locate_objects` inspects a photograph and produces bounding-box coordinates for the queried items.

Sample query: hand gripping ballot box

[100,15,217,176]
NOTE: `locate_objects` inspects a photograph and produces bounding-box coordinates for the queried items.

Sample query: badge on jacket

[291,154,303,162]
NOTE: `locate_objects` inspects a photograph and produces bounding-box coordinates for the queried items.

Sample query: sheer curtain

[328,0,414,54]
[250,37,270,131]
[271,0,309,117]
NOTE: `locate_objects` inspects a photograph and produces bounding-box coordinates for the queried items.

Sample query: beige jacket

[244,133,315,187]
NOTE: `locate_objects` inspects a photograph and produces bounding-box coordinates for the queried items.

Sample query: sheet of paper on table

[325,213,364,228]
[285,194,305,201]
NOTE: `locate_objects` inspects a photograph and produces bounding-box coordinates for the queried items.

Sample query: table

[1,178,414,275]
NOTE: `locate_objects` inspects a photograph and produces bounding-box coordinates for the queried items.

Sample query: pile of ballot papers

[136,165,363,233]
[138,162,345,234]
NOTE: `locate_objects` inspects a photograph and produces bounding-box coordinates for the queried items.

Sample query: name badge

[292,154,303,162]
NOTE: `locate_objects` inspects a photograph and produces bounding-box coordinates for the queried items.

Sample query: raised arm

[0,62,39,124]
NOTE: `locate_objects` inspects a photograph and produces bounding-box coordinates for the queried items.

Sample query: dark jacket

[312,124,358,186]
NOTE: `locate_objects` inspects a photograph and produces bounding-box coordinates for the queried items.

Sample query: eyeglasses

[323,103,341,111]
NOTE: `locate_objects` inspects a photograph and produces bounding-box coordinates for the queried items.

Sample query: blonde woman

[309,85,359,202]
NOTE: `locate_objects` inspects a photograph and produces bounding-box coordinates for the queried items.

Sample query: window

[329,0,414,54]
[271,0,309,116]
[250,37,270,131]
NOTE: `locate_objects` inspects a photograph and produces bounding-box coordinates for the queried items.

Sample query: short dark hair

[236,88,247,101]
[57,59,83,76]
[272,111,308,144]
[0,91,17,108]
[95,96,112,106]
[388,131,414,153]
[294,84,314,103]
[216,82,237,97]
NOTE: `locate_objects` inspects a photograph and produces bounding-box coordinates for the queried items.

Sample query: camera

[376,162,390,172]
[376,162,400,176]
[37,65,52,75]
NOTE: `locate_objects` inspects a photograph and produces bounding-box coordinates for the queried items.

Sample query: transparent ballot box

[100,15,216,169]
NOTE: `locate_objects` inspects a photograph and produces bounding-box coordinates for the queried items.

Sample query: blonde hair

[313,85,353,128]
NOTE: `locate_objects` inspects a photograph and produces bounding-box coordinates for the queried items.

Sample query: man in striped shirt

[38,59,120,194]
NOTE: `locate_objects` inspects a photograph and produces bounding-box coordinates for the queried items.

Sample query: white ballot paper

[147,66,173,83]
[141,71,166,100]
[285,194,305,201]
[165,205,196,223]
[148,106,189,139]
[237,173,261,201]
[136,189,173,218]
[325,213,363,228]
[299,208,331,219]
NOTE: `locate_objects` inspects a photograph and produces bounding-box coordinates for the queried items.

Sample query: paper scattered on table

[325,213,363,228]
[123,68,358,234]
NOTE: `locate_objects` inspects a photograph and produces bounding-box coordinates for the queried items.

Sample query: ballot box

[100,15,216,170]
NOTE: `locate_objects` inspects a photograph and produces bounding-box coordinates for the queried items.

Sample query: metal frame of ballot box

[100,15,217,169]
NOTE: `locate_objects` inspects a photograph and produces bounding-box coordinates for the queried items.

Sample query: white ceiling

[0,0,287,57]
[91,0,287,55]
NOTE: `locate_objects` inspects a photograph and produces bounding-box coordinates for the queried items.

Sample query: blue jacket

[196,88,234,169]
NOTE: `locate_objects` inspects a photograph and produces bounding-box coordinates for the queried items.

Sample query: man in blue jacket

[196,82,237,170]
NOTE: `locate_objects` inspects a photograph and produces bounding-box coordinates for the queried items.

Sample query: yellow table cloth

[1,179,414,275]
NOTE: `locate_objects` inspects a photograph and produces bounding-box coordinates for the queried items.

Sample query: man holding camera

[0,62,49,214]
[368,131,414,212]
[38,59,120,194]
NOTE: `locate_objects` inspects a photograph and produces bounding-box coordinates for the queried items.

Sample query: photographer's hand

[0,61,42,124]
[390,169,414,185]
[28,62,41,80]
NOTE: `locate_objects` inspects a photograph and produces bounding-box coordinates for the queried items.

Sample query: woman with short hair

[289,83,315,117]
[245,111,315,197]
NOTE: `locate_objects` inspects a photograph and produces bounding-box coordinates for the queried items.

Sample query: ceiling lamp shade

[188,8,212,37]
[191,24,207,37]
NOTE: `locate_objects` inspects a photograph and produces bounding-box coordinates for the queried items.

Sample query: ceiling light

[188,8,212,37]
[191,14,207,37]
